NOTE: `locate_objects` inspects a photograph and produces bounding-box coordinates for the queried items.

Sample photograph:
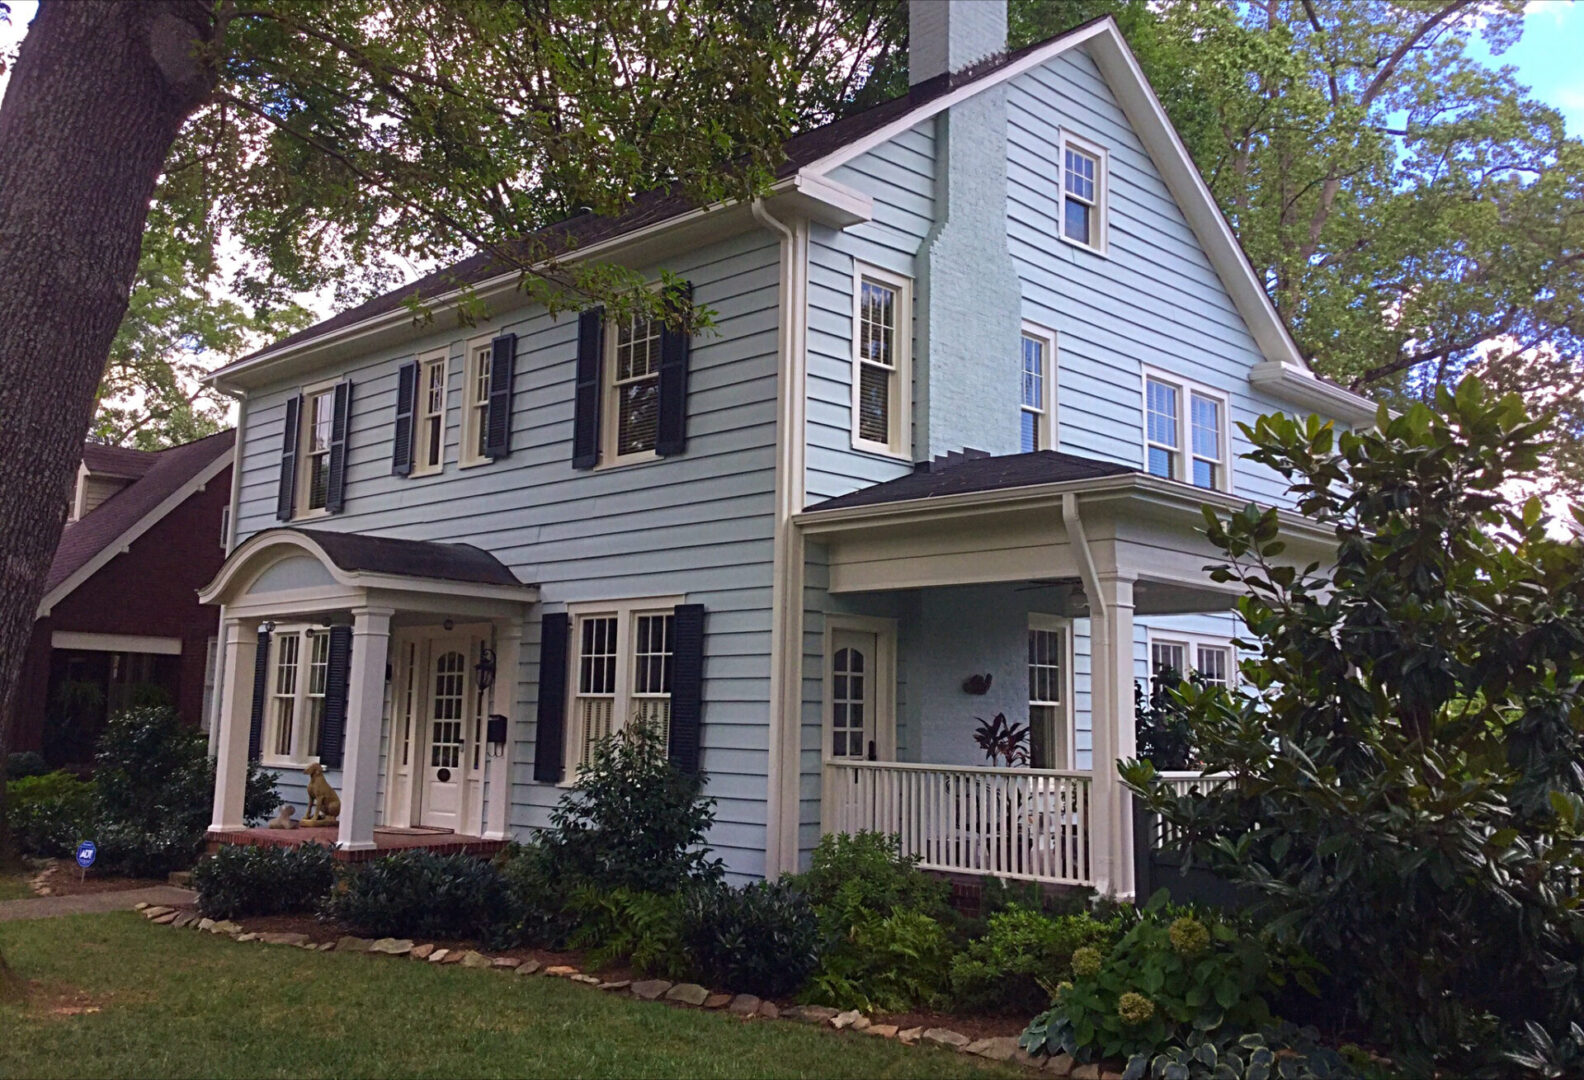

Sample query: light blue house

[201,2,1372,897]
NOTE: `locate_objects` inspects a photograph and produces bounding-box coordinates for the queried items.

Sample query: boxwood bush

[193,843,337,919]
[323,850,523,948]
[6,770,96,857]
[681,880,822,998]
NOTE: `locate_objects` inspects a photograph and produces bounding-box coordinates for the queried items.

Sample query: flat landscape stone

[630,979,672,1001]
[411,944,435,960]
[427,948,450,963]
[757,1001,780,1019]
[598,979,631,992]
[171,912,198,928]
[863,1024,899,1039]
[1044,1054,1076,1076]
[196,918,216,931]
[570,973,600,986]
[543,964,578,977]
[897,1027,924,1046]
[259,932,309,946]
[370,938,414,956]
[210,921,241,935]
[457,950,491,968]
[141,906,172,919]
[515,960,541,976]
[439,950,463,964]
[967,1037,1021,1061]
[151,912,178,924]
[664,983,710,1006]
[703,993,731,1010]
[133,902,150,912]
[1070,1066,1101,1080]
[236,933,258,943]
[336,936,374,952]
[923,1028,970,1050]
[491,957,521,970]
[831,1009,864,1030]
[795,1005,838,1025]
[726,994,761,1016]
[316,942,334,951]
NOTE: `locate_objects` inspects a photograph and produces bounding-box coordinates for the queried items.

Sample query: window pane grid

[1151,641,1187,679]
[421,359,445,469]
[857,279,897,447]
[1064,147,1098,246]
[430,650,465,769]
[831,646,866,759]
[1196,645,1231,686]
[470,346,492,459]
[612,314,661,458]
[1028,628,1063,705]
[270,633,300,758]
[1191,392,1223,489]
[1145,377,1180,480]
[304,390,334,510]
[1021,335,1047,453]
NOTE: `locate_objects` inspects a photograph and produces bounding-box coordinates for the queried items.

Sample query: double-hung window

[1027,616,1069,769]
[265,626,329,763]
[414,351,447,475]
[1150,633,1235,688]
[1059,132,1108,253]
[567,598,681,773]
[1020,325,1056,453]
[851,263,912,457]
[1142,368,1229,491]
[460,339,492,467]
[299,386,336,513]
[604,311,663,462]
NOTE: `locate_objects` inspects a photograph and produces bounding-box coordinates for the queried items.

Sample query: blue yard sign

[75,840,96,870]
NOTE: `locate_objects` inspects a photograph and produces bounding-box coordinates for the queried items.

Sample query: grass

[0,913,1021,1079]
[0,872,34,901]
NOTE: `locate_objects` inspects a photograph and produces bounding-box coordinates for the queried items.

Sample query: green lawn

[0,914,1019,1079]
[0,871,34,901]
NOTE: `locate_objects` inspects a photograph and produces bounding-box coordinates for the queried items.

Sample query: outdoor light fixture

[443,617,455,631]
[474,647,497,690]
[260,619,276,634]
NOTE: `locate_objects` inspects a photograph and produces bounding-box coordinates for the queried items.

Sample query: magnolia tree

[1126,378,1584,1075]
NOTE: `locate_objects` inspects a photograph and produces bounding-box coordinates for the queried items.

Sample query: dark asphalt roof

[805,450,1138,512]
[238,18,1109,364]
[282,528,527,589]
[48,430,235,597]
[80,443,160,480]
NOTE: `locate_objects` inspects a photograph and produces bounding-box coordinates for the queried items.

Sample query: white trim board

[37,448,233,618]
[50,631,183,656]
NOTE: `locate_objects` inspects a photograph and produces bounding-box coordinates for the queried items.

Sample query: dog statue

[266,803,299,830]
[301,763,342,827]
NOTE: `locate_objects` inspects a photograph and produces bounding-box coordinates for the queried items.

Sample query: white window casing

[263,625,330,766]
[1058,129,1109,255]
[296,380,339,517]
[1027,613,1073,769]
[1141,365,1231,492]
[598,309,664,467]
[564,595,684,777]
[413,349,448,476]
[460,337,493,468]
[1148,630,1237,688]
[1020,322,1058,453]
[850,262,913,459]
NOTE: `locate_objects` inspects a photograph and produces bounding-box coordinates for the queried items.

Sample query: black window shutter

[325,381,353,513]
[247,626,272,762]
[656,282,693,457]
[572,308,603,470]
[275,395,301,521]
[392,360,418,476]
[667,603,706,774]
[485,333,516,459]
[533,612,571,783]
[316,626,353,767]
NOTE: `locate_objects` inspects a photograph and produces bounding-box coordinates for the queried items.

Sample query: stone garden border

[134,902,1114,1078]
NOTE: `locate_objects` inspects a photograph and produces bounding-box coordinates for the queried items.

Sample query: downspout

[752,197,810,877]
[1061,492,1104,620]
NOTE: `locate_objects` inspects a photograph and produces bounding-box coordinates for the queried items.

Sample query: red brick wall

[10,465,232,753]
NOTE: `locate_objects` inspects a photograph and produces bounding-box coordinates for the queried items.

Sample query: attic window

[1059,132,1108,254]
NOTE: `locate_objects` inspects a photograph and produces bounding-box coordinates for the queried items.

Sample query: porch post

[1089,572,1138,899]
[483,615,524,841]
[209,616,257,832]
[338,606,393,851]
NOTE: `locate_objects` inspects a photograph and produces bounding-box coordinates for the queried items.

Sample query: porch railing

[1151,771,1231,846]
[822,761,1094,886]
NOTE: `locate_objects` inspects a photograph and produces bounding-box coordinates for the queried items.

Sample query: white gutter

[1061,492,1106,620]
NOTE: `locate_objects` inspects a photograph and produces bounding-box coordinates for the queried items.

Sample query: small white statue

[266,803,299,830]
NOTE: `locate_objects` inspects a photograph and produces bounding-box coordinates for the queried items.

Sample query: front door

[421,642,470,831]
[830,629,879,762]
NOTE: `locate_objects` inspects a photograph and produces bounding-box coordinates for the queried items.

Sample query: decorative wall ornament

[961,672,993,695]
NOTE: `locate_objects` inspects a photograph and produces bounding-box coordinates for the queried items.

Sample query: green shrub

[806,907,954,1012]
[92,706,277,876]
[5,751,49,780]
[681,880,822,999]
[789,831,951,927]
[949,905,1121,1015]
[192,843,337,919]
[539,719,722,895]
[323,850,522,948]
[1020,893,1311,1065]
[495,839,581,948]
[566,886,690,978]
[6,771,96,856]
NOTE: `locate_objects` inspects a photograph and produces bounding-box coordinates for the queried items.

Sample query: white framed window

[264,626,330,765]
[601,310,663,466]
[1058,130,1108,254]
[1149,631,1236,688]
[460,338,492,467]
[850,262,912,458]
[413,350,448,476]
[565,596,683,775]
[297,382,338,516]
[1028,614,1072,769]
[1141,367,1230,491]
[1020,323,1057,453]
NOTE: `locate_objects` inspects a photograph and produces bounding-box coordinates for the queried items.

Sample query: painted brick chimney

[909,0,1024,460]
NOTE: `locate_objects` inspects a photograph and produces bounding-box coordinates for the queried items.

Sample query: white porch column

[1089,572,1138,899]
[338,606,393,851]
[209,616,257,832]
[483,616,524,841]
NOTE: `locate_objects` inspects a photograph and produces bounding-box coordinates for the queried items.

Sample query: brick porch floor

[205,826,508,862]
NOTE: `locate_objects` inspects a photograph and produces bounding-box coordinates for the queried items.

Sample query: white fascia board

[51,631,183,655]
[37,449,233,618]
[1249,362,1378,426]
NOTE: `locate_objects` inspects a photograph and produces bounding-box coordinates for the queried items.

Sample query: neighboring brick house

[12,431,234,766]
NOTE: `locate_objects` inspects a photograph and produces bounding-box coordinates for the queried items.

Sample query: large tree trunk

[0,1,217,861]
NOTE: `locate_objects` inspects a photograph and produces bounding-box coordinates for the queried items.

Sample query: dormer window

[1059,131,1108,254]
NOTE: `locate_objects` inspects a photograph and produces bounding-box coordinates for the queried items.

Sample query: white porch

[199,528,537,852]
[795,461,1333,896]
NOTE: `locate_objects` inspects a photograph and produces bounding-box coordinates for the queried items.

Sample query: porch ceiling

[796,471,1336,613]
